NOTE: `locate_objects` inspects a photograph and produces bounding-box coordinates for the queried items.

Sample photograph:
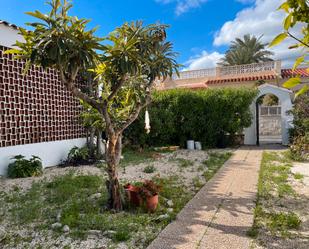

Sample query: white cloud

[155,0,208,15]
[185,0,304,70]
[213,0,303,67]
[214,0,285,46]
[184,51,224,70]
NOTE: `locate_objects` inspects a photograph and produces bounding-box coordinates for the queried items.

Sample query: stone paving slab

[147,146,265,249]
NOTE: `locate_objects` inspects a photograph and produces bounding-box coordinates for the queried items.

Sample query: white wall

[0,24,88,176]
[0,138,87,176]
[0,24,24,48]
[244,84,293,145]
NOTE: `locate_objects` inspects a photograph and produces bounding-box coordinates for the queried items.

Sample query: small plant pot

[187,140,195,150]
[194,141,202,150]
[146,194,159,212]
[124,184,142,207]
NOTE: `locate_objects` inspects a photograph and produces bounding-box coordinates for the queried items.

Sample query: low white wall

[0,138,87,176]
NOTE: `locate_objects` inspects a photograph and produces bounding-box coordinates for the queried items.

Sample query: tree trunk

[89,127,95,156]
[96,130,105,158]
[106,133,123,210]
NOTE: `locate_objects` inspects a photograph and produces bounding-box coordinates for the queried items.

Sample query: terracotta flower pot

[146,194,159,212]
[124,184,142,207]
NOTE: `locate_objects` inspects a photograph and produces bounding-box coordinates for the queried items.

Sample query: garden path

[147,145,284,249]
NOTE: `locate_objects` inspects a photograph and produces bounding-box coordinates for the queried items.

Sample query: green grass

[268,212,301,232]
[203,152,232,181]
[0,149,232,248]
[192,176,204,189]
[250,151,301,240]
[0,174,193,248]
[171,158,194,169]
[120,148,158,166]
[143,165,156,173]
[294,173,304,180]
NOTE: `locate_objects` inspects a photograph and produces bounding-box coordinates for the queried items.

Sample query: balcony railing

[172,61,281,80]
[172,68,216,80]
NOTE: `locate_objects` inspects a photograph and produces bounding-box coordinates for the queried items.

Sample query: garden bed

[249,151,309,249]
[0,148,232,249]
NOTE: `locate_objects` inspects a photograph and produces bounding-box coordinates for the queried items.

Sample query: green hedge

[125,88,257,148]
[289,95,309,161]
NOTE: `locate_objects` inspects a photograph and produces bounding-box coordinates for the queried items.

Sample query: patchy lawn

[0,148,232,249]
[249,151,309,249]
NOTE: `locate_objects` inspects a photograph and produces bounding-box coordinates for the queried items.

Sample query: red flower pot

[146,194,159,212]
[124,184,142,207]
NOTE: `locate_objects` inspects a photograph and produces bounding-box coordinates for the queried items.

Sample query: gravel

[0,149,230,249]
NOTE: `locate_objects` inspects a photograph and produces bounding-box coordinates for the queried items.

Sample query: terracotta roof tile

[281,68,309,78]
[206,74,276,85]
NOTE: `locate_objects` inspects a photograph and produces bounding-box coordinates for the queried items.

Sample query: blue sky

[0,0,301,69]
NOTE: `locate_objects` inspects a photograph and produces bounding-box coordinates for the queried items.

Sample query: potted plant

[140,180,161,212]
[124,183,142,207]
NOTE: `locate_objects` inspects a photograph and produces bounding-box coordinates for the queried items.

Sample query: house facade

[158,61,308,146]
[0,21,86,175]
[159,61,309,92]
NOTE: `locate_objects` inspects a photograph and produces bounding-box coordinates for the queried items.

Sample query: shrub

[143,165,156,173]
[125,88,257,148]
[290,133,309,161]
[67,146,90,166]
[7,155,43,178]
[289,95,309,161]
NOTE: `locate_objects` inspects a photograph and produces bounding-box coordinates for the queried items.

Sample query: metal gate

[259,105,282,143]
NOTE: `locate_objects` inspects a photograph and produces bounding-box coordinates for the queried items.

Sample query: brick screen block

[0,45,86,148]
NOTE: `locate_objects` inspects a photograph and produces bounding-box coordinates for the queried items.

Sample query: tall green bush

[289,95,309,161]
[125,88,257,148]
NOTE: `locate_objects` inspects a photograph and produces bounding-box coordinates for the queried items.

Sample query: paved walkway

[147,146,268,249]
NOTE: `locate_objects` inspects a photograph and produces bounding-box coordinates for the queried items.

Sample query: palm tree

[218,34,274,66]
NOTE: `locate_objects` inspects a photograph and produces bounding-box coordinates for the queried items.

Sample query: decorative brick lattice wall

[0,45,85,147]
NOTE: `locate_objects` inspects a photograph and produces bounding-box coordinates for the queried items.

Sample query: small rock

[103,230,116,238]
[62,225,70,233]
[117,242,128,249]
[90,193,102,200]
[51,222,62,229]
[167,199,174,207]
[167,208,174,213]
[156,214,169,221]
[88,230,101,236]
[0,226,6,242]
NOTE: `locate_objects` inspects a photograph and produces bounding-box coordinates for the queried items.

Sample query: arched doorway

[256,94,282,145]
[244,84,294,146]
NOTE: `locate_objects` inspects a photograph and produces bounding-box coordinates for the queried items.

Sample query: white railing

[172,68,216,80]
[172,61,281,80]
[219,61,278,76]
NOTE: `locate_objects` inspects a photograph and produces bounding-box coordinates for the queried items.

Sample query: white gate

[244,84,294,146]
[259,105,282,143]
